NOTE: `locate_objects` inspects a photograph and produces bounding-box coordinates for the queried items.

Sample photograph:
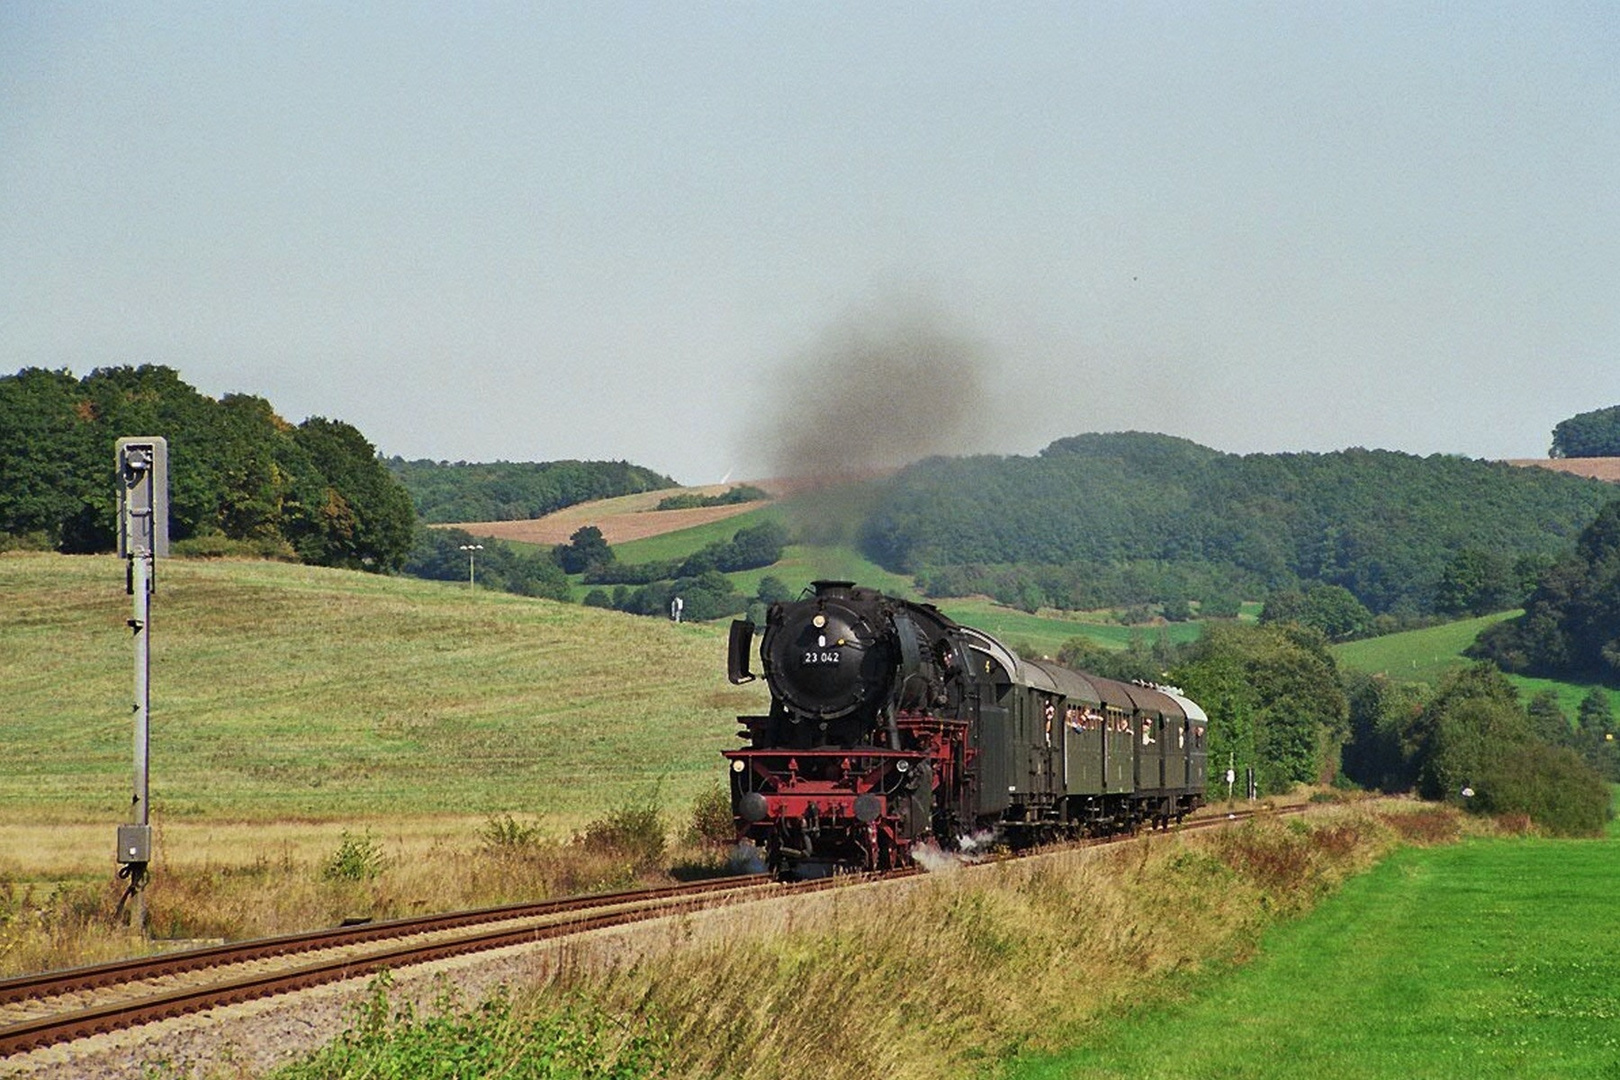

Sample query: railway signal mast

[116,437,168,934]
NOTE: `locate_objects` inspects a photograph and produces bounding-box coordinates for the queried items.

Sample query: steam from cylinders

[910,829,999,872]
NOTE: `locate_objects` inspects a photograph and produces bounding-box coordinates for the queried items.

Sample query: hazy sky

[3,4,1616,484]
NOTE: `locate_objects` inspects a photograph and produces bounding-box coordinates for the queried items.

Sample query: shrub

[322,831,386,882]
[684,784,735,848]
[172,533,299,560]
[581,790,667,872]
[479,813,545,852]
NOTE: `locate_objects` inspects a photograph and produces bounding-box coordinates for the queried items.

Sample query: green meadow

[1333,613,1620,716]
[1006,823,1620,1080]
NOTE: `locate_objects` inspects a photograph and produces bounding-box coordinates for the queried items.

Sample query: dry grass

[512,802,1475,1080]
[449,484,780,546]
[0,795,735,977]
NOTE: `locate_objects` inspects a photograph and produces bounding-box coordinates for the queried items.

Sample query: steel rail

[0,874,765,1010]
[0,875,775,1058]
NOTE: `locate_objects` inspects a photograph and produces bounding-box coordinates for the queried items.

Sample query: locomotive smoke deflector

[727,618,756,684]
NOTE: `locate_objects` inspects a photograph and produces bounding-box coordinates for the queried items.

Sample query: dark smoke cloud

[747,302,996,484]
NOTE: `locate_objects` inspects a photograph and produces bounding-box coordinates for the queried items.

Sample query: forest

[0,367,681,583]
[386,457,674,523]
[858,431,1616,621]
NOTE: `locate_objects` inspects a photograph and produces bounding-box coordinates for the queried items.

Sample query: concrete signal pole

[116,437,168,935]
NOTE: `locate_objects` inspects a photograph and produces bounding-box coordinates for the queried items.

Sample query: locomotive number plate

[802,651,841,664]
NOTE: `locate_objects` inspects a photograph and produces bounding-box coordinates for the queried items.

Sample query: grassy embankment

[0,552,763,973]
[267,802,1496,1080]
[1007,802,1620,1079]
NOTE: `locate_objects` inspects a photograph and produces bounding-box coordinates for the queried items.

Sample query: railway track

[0,874,783,1061]
[1,804,1293,1066]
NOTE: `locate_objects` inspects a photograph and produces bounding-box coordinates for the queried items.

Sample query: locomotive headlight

[731,759,746,773]
[896,760,910,773]
[812,614,827,628]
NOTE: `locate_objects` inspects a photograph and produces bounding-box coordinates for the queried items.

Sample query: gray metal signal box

[117,823,153,863]
[116,437,169,558]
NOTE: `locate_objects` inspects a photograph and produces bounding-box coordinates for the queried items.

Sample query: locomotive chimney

[811,580,857,599]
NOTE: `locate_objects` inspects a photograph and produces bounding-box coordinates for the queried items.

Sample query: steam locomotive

[724,581,1206,877]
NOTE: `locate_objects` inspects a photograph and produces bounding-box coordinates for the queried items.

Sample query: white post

[460,543,483,588]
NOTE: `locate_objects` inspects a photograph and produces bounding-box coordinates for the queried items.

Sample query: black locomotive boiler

[724,581,1207,877]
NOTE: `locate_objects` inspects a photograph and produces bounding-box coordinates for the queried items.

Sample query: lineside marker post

[116,437,168,936]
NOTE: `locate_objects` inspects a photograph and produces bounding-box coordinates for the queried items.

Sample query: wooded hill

[387,457,675,524]
[858,432,1617,619]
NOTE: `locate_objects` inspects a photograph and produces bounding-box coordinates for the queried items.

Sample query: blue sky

[3,3,1616,484]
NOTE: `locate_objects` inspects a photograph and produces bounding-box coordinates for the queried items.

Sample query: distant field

[1333,612,1620,715]
[1011,828,1620,1079]
[935,600,1206,657]
[1333,613,1516,684]
[452,484,769,546]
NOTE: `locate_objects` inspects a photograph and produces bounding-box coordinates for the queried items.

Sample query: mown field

[0,552,766,827]
[1008,817,1620,1079]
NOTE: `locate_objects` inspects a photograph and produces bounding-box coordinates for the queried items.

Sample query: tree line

[1551,403,1620,458]
[559,520,790,621]
[1470,497,1620,683]
[0,366,415,570]
[387,457,674,524]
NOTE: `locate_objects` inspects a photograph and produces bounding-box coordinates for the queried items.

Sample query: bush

[322,830,386,882]
[172,533,298,560]
[684,784,735,848]
[479,813,545,852]
[581,790,667,872]
[1472,741,1611,836]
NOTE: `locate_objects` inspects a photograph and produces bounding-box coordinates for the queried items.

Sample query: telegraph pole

[116,438,168,935]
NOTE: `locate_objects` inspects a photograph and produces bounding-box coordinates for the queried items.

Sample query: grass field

[1332,612,1516,683]
[1333,612,1620,716]
[1006,825,1620,1079]
[0,552,766,827]
[936,600,1206,657]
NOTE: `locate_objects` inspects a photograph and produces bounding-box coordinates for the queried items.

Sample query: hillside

[859,433,1618,616]
[388,457,676,524]
[0,553,766,824]
[1332,612,1620,717]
